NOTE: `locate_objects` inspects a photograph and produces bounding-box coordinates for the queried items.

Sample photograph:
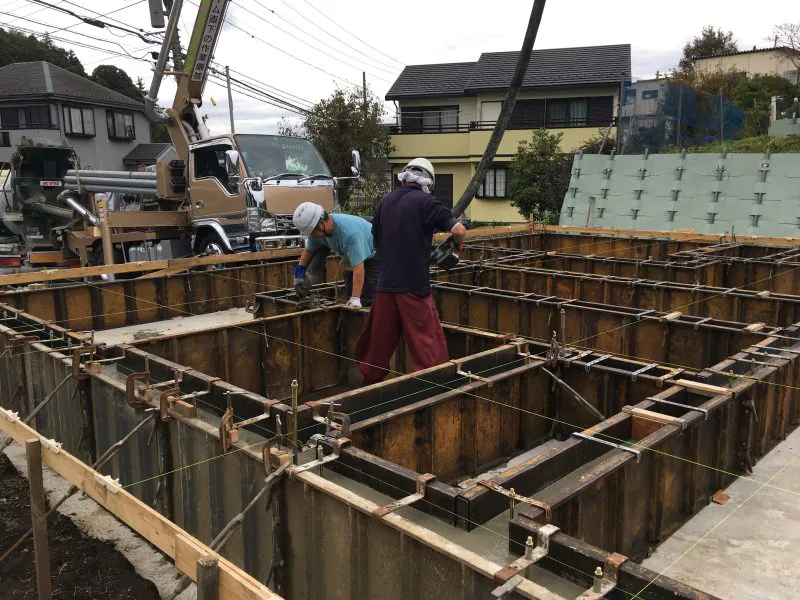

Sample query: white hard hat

[293,202,325,235]
[403,158,435,189]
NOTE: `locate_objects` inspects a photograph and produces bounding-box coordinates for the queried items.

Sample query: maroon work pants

[355,292,449,385]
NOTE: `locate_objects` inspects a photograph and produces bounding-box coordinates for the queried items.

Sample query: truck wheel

[197,234,230,270]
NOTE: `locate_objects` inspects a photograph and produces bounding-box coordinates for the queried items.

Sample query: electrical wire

[185,0,360,88]
[232,0,397,81]
[297,0,405,67]
[22,0,159,42]
[274,0,400,73]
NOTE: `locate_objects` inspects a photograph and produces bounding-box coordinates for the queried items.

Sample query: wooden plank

[0,248,302,287]
[673,379,733,397]
[622,406,684,429]
[0,410,280,600]
[137,267,191,280]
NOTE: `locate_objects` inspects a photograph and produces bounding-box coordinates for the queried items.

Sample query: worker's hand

[346,296,362,309]
[294,264,306,282]
[447,235,463,252]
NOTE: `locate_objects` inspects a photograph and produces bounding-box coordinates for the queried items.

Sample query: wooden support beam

[0,248,303,287]
[26,438,51,600]
[0,410,280,600]
[197,556,220,600]
[673,379,733,397]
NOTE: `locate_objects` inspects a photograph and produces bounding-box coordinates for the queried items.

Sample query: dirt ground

[0,454,161,600]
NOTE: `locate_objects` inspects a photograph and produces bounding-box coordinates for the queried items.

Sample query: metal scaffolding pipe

[64,177,157,188]
[66,170,157,180]
[63,185,158,196]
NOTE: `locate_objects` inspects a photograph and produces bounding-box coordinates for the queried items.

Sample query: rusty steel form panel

[429,281,771,370]
[507,520,720,600]
[439,265,800,327]
[457,249,727,285]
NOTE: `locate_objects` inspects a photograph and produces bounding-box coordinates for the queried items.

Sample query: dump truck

[56,0,360,268]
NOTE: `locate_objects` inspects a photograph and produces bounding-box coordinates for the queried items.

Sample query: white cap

[293,202,325,236]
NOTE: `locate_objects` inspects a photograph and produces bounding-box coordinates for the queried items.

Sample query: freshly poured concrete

[643,426,800,599]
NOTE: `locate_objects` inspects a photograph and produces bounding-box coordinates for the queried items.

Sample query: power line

[274,0,400,73]
[240,0,398,78]
[227,66,314,108]
[0,12,154,62]
[52,0,157,37]
[186,0,359,88]
[298,0,405,67]
[209,71,308,115]
[4,0,65,27]
[208,74,305,116]
[1,21,154,64]
[216,67,313,110]
[21,0,159,42]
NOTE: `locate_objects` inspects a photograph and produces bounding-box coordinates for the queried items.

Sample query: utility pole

[226,65,235,133]
[362,71,368,116]
[676,85,682,147]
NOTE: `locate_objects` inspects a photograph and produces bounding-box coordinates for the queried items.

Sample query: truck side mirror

[351,150,361,176]
[225,150,241,186]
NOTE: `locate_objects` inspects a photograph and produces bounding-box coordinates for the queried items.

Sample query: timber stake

[25,438,52,600]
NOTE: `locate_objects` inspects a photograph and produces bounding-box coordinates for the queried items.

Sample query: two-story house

[386,44,631,222]
[0,61,152,170]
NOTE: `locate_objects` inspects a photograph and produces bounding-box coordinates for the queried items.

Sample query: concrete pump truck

[57,0,359,268]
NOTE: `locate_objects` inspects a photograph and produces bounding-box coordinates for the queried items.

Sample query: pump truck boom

[57,0,360,268]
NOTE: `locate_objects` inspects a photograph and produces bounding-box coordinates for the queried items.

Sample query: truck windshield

[235,134,332,180]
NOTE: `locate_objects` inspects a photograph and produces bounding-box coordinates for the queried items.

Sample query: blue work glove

[294,264,306,281]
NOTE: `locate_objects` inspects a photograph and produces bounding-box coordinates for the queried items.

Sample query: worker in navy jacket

[355,158,467,385]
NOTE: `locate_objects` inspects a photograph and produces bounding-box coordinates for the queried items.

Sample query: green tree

[91,65,144,102]
[574,129,617,155]
[281,86,393,207]
[679,26,738,74]
[733,74,800,135]
[150,122,171,143]
[0,28,85,75]
[508,129,571,221]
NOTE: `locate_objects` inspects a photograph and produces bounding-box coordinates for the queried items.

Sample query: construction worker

[355,158,467,385]
[292,202,378,308]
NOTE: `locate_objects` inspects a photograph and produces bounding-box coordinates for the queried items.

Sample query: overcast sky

[1,0,794,134]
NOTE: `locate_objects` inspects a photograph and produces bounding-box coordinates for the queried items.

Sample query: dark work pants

[343,257,379,307]
[355,291,449,386]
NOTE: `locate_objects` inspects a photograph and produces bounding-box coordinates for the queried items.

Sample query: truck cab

[187,133,340,256]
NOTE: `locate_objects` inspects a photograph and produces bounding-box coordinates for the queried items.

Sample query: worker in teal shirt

[292,202,378,307]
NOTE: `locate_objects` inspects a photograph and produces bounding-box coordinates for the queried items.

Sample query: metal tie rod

[645,397,709,421]
[572,432,642,463]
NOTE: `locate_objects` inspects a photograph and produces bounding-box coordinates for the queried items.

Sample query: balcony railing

[389,117,618,134]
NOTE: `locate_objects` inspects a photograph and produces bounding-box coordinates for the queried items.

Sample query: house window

[0,108,19,129]
[0,106,57,129]
[106,110,135,140]
[477,168,508,198]
[400,106,459,133]
[546,98,589,127]
[0,132,10,147]
[63,106,95,137]
[641,89,659,100]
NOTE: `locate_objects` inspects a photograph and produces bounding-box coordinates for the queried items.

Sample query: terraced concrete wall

[559,152,800,237]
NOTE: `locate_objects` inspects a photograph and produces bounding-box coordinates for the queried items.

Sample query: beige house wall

[695,50,798,79]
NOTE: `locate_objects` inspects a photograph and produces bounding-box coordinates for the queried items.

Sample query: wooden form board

[0,408,281,600]
[0,248,303,287]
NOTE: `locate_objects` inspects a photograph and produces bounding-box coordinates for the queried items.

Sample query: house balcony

[388,118,617,161]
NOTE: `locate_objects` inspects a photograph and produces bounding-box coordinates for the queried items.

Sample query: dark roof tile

[386,62,476,100]
[0,61,145,110]
[385,44,631,100]
[123,143,172,165]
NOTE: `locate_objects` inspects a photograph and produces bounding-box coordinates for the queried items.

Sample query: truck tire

[197,233,230,270]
